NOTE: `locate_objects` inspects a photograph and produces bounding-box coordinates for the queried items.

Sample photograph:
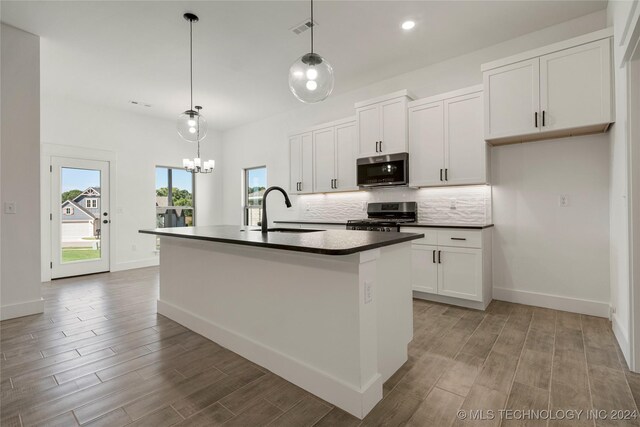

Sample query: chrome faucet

[261,186,292,234]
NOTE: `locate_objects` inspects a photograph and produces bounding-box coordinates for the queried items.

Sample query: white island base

[156,236,413,419]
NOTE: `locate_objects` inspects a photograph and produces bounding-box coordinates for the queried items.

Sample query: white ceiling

[1,1,607,131]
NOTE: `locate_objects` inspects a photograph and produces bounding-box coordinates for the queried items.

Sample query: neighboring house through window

[244,166,267,226]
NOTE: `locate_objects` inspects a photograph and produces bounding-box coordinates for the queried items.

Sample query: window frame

[243,166,267,226]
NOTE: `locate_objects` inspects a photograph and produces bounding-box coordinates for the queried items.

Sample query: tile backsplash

[284,185,492,224]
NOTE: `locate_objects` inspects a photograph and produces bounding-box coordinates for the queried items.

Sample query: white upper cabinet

[409,86,488,187]
[356,105,380,156]
[313,127,335,193]
[408,101,444,186]
[445,91,487,185]
[482,29,613,145]
[334,121,358,192]
[312,119,358,193]
[539,38,612,132]
[483,59,540,140]
[289,132,313,194]
[356,90,413,157]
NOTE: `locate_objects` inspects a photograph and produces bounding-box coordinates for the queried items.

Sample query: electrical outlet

[450,198,457,210]
[4,201,16,214]
[131,244,137,251]
[361,202,367,211]
[364,281,373,304]
[306,203,310,211]
[559,195,569,207]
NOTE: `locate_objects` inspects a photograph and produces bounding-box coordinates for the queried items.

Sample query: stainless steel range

[346,201,417,232]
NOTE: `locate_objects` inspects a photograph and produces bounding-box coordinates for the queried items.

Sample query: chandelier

[182,106,214,174]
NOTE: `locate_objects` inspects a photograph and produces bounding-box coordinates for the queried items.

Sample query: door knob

[103,219,108,224]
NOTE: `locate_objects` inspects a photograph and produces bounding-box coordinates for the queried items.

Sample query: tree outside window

[244,167,266,226]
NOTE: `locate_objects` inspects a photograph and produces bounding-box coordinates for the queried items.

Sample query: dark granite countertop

[139,225,424,256]
[274,220,494,230]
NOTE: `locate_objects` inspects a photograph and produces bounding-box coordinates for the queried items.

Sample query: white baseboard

[111,257,158,272]
[612,314,631,367]
[157,298,381,419]
[1,298,45,321]
[413,291,489,310]
[493,287,609,318]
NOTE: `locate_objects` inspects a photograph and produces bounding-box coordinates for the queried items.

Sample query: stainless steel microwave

[357,152,409,188]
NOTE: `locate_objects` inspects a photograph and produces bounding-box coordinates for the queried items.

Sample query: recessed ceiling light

[402,20,415,30]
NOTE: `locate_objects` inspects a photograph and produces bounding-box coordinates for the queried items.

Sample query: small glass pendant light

[288,0,334,104]
[177,13,208,142]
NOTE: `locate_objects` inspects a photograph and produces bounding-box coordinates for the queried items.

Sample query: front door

[51,157,110,278]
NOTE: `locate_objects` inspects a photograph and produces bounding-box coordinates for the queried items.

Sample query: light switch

[4,201,16,214]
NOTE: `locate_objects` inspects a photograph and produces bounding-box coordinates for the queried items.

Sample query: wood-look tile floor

[2,267,640,427]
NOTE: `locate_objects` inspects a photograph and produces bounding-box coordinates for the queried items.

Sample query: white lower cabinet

[405,227,492,309]
[411,245,438,294]
[438,247,483,301]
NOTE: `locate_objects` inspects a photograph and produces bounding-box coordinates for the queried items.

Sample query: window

[85,199,97,208]
[64,207,72,215]
[244,166,267,226]
[155,166,195,229]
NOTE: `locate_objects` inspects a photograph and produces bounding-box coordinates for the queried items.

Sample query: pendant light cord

[190,19,193,110]
[310,0,314,54]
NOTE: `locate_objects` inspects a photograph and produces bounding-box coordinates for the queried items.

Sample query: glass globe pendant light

[288,0,334,103]
[177,13,208,142]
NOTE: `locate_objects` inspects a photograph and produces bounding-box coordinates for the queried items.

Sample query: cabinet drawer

[437,230,481,248]
[401,227,437,245]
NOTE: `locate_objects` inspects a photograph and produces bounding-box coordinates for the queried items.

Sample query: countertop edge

[139,229,424,256]
[274,220,494,229]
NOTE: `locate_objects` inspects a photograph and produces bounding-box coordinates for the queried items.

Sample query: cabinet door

[540,38,612,131]
[380,98,408,154]
[484,58,540,140]
[300,132,314,194]
[437,247,483,301]
[408,101,444,186]
[357,104,380,156]
[289,135,302,194]
[335,122,358,191]
[313,127,335,193]
[411,245,438,294]
[445,92,487,185]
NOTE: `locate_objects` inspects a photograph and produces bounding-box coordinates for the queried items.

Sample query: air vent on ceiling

[130,100,151,108]
[290,18,317,35]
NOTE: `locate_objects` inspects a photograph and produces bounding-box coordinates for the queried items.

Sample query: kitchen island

[139,225,424,418]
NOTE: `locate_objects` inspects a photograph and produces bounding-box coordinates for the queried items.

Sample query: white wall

[491,135,610,316]
[1,24,44,320]
[606,0,639,367]
[40,96,223,276]
[216,10,607,227]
